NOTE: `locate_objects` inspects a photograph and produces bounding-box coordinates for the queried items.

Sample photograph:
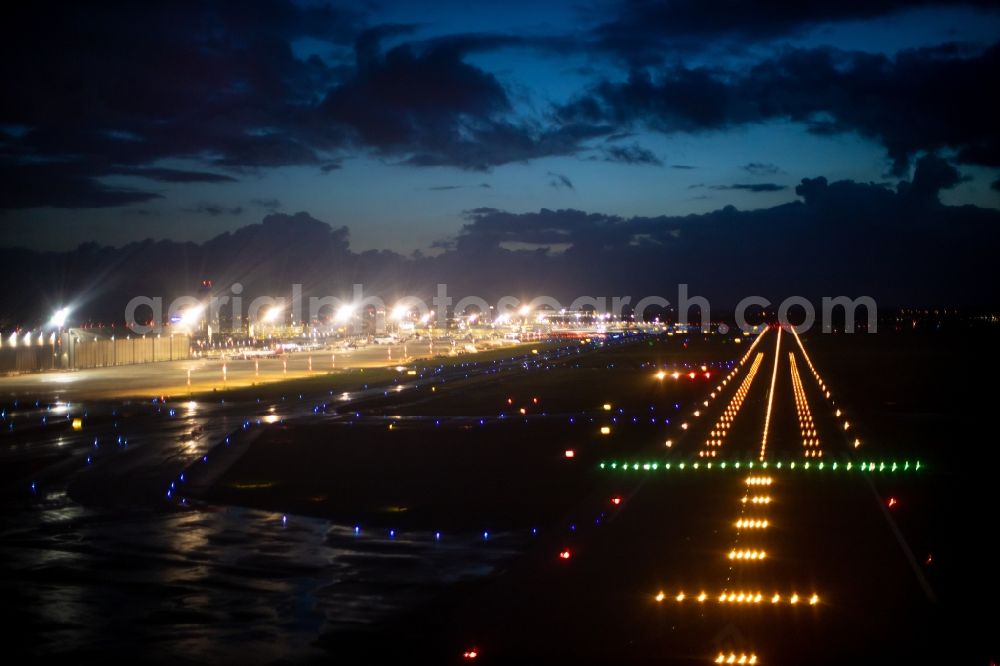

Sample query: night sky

[2,1,1000,311]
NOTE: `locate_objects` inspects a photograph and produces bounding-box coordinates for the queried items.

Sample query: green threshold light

[598,459,923,473]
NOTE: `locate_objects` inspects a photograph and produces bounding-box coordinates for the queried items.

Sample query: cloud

[3,164,999,325]
[182,203,244,216]
[319,29,607,170]
[434,164,999,304]
[903,153,964,197]
[592,0,1000,62]
[0,162,162,209]
[742,163,782,176]
[992,177,1000,191]
[2,0,997,213]
[710,183,787,192]
[0,0,362,209]
[428,183,493,191]
[559,42,1000,173]
[671,164,697,169]
[596,143,663,165]
[547,171,575,190]
[0,6,614,208]
[250,198,282,210]
[109,167,238,183]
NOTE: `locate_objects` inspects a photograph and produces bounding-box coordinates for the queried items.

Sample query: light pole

[50,307,70,369]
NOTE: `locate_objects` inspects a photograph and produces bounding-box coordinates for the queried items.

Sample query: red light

[887,497,897,507]
[564,449,575,458]
[704,371,711,378]
[507,398,512,405]
[463,649,479,660]
[611,496,622,505]
[925,553,933,565]
[688,372,696,379]
[559,549,572,560]
[532,397,539,404]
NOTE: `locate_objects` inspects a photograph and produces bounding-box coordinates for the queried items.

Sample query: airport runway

[1,330,984,663]
[416,326,953,664]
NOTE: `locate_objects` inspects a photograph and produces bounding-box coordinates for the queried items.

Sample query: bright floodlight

[518,305,531,317]
[262,305,283,323]
[335,304,355,322]
[179,304,205,328]
[50,307,70,328]
[391,304,408,320]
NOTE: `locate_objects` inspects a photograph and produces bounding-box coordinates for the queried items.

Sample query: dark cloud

[0,10,608,203]
[427,182,492,191]
[671,164,697,169]
[182,203,244,216]
[2,0,997,214]
[3,165,998,325]
[547,171,575,190]
[593,1,1000,63]
[436,164,999,304]
[904,153,964,197]
[597,143,663,165]
[319,30,607,170]
[250,198,282,210]
[560,43,1000,173]
[711,183,787,192]
[0,162,162,209]
[742,163,782,176]
[0,0,361,209]
[110,167,238,183]
[992,177,1000,191]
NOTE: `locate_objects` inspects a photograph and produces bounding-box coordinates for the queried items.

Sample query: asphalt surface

[1,330,990,664]
[361,327,970,664]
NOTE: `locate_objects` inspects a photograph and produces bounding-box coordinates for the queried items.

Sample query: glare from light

[262,305,283,323]
[179,304,205,328]
[50,307,70,328]
[335,304,355,322]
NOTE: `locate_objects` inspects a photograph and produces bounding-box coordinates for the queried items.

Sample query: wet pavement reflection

[1,390,521,661]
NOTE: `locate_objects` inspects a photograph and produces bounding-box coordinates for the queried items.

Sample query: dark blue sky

[2,0,999,254]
